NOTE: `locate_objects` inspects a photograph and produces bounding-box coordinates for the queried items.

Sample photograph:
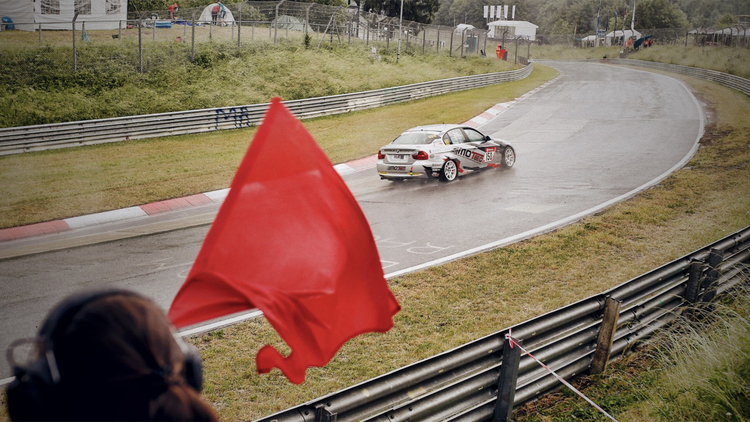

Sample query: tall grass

[624,271,750,421]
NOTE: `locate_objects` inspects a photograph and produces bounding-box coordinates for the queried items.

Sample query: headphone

[5,289,203,421]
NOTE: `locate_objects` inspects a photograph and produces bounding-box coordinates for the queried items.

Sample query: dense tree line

[128,0,748,32]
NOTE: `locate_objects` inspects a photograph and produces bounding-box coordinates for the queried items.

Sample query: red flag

[167,97,400,384]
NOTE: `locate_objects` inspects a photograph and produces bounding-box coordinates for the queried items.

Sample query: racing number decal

[484,147,496,162]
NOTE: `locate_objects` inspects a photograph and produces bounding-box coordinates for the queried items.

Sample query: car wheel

[440,160,458,182]
[502,146,516,169]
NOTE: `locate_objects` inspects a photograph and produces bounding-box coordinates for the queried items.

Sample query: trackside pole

[590,296,622,374]
[493,334,520,422]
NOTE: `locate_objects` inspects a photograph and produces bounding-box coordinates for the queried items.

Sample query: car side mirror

[484,135,491,141]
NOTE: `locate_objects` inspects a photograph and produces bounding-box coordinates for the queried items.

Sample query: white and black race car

[376,124,515,182]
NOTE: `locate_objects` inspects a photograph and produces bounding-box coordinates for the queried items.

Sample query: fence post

[460,29,465,57]
[119,20,123,42]
[191,12,196,62]
[237,3,242,48]
[701,248,724,303]
[274,0,287,44]
[493,335,520,422]
[436,27,440,53]
[72,12,79,72]
[38,23,42,43]
[422,25,426,54]
[590,296,621,374]
[449,29,453,56]
[138,19,143,73]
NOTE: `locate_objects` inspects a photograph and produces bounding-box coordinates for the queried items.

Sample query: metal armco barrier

[254,225,750,422]
[0,64,533,156]
[599,58,750,97]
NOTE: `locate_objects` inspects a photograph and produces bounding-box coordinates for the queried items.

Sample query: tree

[634,0,690,28]
[716,13,737,26]
[362,0,440,23]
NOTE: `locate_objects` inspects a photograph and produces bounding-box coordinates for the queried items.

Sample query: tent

[0,0,127,31]
[487,20,538,40]
[197,3,235,25]
[605,29,642,45]
[271,15,310,32]
[455,23,475,34]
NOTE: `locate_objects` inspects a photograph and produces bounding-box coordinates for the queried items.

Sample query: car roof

[403,124,464,134]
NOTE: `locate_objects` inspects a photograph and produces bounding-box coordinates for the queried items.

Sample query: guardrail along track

[600,58,750,97]
[0,64,533,156]
[254,225,750,422]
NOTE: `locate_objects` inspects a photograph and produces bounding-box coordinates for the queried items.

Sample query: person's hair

[9,292,218,421]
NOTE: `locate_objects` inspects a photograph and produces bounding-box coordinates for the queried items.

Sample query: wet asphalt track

[0,61,703,380]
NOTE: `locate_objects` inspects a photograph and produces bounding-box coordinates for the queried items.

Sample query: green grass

[0,31,513,127]
[0,65,557,229]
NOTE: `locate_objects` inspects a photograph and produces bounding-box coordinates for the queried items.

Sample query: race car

[376,124,516,182]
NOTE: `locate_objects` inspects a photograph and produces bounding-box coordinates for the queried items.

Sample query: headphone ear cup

[181,343,203,392]
[6,359,61,421]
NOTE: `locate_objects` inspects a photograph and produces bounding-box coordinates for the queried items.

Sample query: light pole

[397,0,404,63]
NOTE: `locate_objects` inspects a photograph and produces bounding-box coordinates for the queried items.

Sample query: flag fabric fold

[168,97,400,384]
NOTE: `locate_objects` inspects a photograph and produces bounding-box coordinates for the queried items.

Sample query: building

[487,20,538,40]
[0,0,127,31]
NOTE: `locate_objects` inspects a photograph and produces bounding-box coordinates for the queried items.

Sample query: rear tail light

[412,151,429,160]
[378,151,385,159]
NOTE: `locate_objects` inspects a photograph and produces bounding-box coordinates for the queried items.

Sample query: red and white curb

[0,76,561,244]
[0,159,377,244]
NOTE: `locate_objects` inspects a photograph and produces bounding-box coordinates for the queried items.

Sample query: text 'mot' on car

[377,124,516,182]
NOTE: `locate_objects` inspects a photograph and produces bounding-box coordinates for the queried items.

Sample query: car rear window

[392,132,440,145]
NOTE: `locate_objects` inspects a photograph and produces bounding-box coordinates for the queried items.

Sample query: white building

[0,0,127,31]
[487,20,538,40]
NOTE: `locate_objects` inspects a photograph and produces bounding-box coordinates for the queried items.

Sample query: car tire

[501,146,516,169]
[440,160,458,182]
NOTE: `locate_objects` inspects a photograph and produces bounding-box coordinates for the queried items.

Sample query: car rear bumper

[376,161,439,179]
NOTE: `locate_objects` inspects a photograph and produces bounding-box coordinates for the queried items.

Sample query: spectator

[218,2,226,26]
[211,3,220,25]
[5,289,218,421]
[168,3,179,20]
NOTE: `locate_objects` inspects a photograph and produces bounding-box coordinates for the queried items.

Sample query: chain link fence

[1,1,537,73]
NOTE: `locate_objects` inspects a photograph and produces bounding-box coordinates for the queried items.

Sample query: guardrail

[599,58,750,97]
[253,225,750,422]
[0,64,533,156]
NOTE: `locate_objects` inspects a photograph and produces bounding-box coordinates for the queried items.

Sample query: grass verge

[0,65,557,229]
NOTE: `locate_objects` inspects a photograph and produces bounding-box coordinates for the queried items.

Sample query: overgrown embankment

[0,36,515,128]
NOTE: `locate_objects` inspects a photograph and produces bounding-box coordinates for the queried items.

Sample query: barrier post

[685,260,704,303]
[591,296,621,374]
[701,248,724,303]
[493,335,520,422]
